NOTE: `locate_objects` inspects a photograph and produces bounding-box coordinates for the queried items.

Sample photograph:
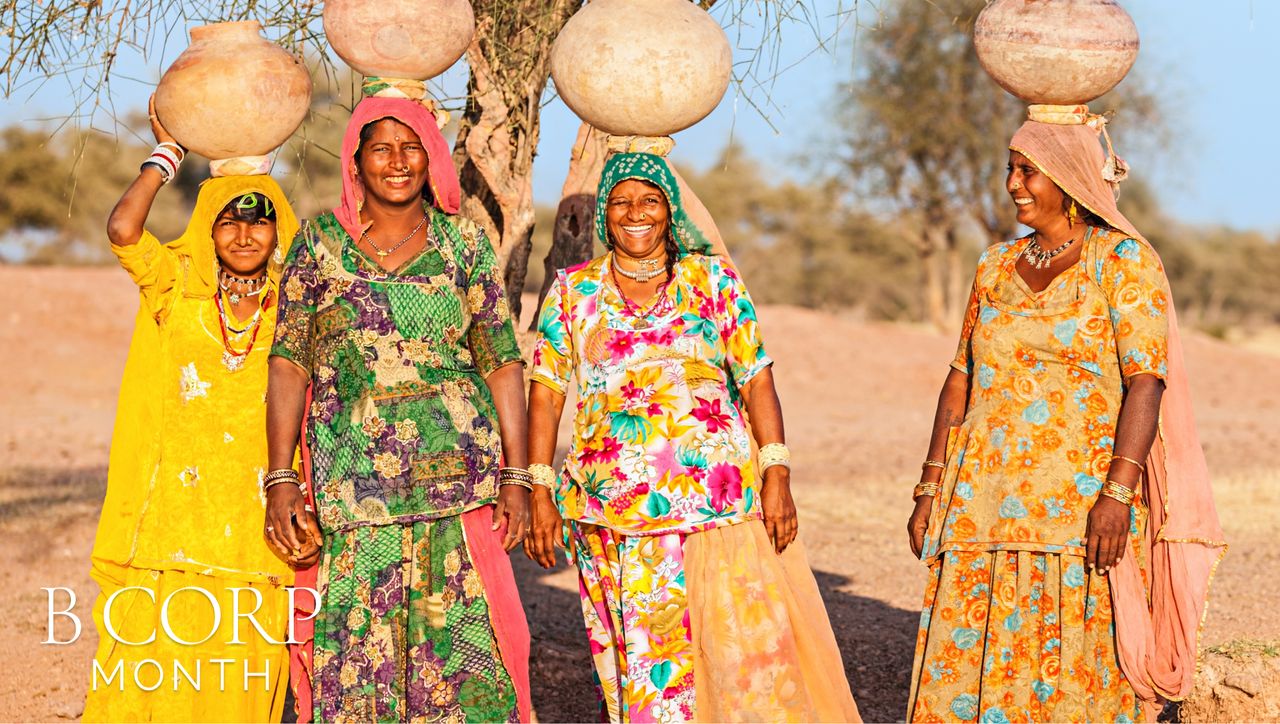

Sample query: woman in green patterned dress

[264,92,532,721]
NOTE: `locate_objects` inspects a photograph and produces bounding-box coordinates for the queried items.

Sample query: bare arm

[107,95,182,248]
[525,381,567,568]
[1085,373,1165,574]
[739,367,797,554]
[908,368,971,558]
[485,362,530,550]
[263,356,316,563]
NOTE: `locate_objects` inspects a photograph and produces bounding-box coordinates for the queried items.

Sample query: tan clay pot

[550,0,732,137]
[974,0,1139,105]
[154,21,311,160]
[323,0,475,79]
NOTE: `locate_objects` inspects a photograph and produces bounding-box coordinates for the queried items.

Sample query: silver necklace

[218,270,266,304]
[364,213,428,258]
[613,255,667,282]
[1023,234,1078,270]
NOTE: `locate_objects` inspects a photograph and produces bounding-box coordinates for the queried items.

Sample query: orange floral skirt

[908,550,1140,723]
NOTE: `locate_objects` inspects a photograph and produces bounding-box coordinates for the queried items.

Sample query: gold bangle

[922,460,945,470]
[913,482,940,499]
[1101,480,1136,505]
[264,477,301,492]
[500,480,533,491]
[529,463,557,490]
[1110,455,1146,472]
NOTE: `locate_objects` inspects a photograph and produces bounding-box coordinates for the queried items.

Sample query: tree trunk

[452,1,580,324]
[919,225,949,332]
[532,121,608,329]
[944,223,965,331]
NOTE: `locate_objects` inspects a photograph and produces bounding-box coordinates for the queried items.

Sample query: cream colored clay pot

[154,21,312,160]
[974,0,1139,105]
[323,0,475,79]
[550,0,732,137]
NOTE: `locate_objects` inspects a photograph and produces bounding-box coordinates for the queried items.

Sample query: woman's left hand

[1085,495,1131,575]
[493,485,531,552]
[761,466,798,554]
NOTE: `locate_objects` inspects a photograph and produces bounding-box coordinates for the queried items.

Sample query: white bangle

[758,442,791,473]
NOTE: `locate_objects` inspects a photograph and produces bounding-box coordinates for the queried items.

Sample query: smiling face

[211,201,277,277]
[605,179,672,260]
[1006,150,1071,233]
[356,118,430,208]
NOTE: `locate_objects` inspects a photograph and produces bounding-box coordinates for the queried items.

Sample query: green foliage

[0,118,200,264]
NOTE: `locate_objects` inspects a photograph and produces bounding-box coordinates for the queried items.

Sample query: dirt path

[1,265,1276,722]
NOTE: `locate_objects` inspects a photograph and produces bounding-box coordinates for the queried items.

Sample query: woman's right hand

[147,94,183,153]
[524,487,564,569]
[265,483,321,566]
[907,496,933,558]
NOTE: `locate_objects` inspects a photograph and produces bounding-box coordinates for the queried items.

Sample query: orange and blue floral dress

[909,228,1170,722]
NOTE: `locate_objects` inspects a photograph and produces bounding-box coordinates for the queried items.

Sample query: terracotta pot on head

[154,20,312,169]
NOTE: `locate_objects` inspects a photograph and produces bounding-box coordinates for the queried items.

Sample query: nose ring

[1010,182,1023,190]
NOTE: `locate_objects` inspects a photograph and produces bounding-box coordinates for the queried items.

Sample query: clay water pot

[550,0,732,137]
[974,0,1139,105]
[323,0,475,79]
[154,21,312,160]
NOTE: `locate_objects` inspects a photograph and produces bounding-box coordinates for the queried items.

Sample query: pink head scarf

[1011,106,1226,712]
[332,96,462,242]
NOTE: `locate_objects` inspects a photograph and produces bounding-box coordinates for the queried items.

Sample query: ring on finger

[266,525,274,532]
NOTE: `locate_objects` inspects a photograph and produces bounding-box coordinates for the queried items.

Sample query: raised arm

[107,96,184,248]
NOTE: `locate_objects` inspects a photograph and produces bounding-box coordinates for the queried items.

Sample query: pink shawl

[332,96,462,242]
[1010,112,1227,712]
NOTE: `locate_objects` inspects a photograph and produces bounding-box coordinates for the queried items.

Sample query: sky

[3,0,1277,232]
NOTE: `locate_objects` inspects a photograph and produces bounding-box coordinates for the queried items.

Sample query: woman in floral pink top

[525,152,860,722]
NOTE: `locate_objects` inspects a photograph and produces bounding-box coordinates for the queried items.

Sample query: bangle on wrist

[1100,480,1136,505]
[499,467,534,491]
[758,443,791,473]
[529,463,556,490]
[922,459,945,470]
[913,482,940,500]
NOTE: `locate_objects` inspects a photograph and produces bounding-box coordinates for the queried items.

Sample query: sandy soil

[1,265,1276,722]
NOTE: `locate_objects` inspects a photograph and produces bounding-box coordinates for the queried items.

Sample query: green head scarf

[595,152,714,257]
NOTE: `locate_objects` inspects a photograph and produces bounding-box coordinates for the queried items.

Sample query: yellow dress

[84,176,299,723]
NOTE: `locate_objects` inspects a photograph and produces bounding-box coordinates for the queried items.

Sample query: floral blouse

[531,253,772,536]
[922,228,1170,559]
[271,209,522,533]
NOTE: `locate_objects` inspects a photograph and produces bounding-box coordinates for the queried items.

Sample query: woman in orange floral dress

[905,106,1222,722]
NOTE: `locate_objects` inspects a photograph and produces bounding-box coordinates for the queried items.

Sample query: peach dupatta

[1010,113,1227,712]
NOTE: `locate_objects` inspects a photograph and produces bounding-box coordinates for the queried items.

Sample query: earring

[1067,200,1079,228]
[272,246,284,265]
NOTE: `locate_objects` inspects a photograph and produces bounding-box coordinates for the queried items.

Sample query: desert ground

[1,265,1277,721]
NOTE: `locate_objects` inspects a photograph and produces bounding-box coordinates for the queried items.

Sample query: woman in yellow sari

[84,102,308,722]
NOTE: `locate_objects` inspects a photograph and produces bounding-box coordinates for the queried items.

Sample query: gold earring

[1067,200,1079,228]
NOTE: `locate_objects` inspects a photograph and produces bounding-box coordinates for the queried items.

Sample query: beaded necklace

[214,290,263,372]
[609,256,673,330]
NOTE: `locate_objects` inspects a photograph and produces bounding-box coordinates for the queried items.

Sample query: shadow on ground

[0,465,107,526]
[513,555,917,723]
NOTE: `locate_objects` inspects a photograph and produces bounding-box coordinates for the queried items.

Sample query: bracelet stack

[263,468,302,492]
[1100,480,1136,505]
[499,467,533,491]
[529,463,557,491]
[758,443,791,473]
[141,142,185,184]
[913,482,940,499]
